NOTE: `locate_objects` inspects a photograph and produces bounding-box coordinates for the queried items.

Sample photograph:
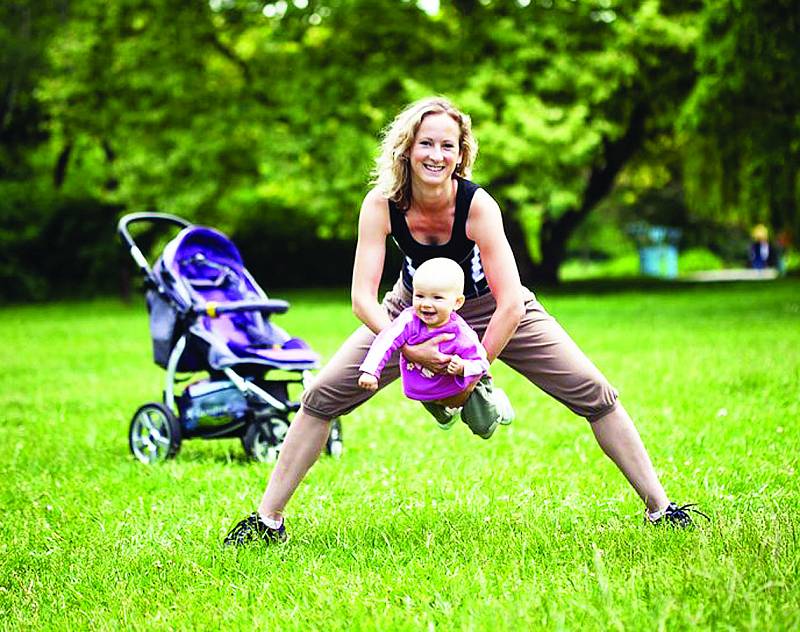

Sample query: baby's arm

[358,308,415,385]
[451,316,491,377]
[447,355,465,375]
[459,357,489,377]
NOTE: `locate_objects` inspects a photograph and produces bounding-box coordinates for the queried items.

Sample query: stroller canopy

[163,226,245,287]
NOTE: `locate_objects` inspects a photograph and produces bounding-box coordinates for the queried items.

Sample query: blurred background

[1,0,797,301]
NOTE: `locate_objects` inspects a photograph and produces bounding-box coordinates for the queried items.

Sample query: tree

[35,0,707,286]
[3,0,796,299]
[679,0,800,238]
[40,0,271,225]
[435,0,701,283]
[0,0,63,178]
[232,0,703,284]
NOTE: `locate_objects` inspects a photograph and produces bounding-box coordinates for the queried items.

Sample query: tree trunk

[502,202,538,283]
[530,209,583,285]
[102,139,119,191]
[53,142,72,188]
[771,145,799,237]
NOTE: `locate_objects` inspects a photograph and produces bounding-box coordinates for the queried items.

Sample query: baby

[358,257,513,439]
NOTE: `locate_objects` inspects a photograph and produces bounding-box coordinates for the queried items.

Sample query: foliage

[561,247,731,281]
[2,282,800,628]
[0,0,61,177]
[677,247,725,273]
[559,251,640,280]
[679,0,800,236]
[39,1,270,221]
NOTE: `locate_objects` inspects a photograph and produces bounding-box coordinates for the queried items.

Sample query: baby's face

[412,276,464,329]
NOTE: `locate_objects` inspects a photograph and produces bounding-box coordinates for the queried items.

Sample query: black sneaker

[223,512,287,546]
[647,503,710,528]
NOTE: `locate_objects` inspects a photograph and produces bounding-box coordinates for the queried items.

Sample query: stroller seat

[207,313,320,365]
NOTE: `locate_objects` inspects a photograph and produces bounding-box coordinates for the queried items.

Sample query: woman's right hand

[402,333,456,374]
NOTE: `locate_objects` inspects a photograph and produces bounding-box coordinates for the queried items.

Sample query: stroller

[118,212,342,464]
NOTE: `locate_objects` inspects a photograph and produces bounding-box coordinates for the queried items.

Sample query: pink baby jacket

[359,307,489,401]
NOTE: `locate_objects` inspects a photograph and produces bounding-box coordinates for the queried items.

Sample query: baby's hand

[358,373,379,391]
[446,355,464,376]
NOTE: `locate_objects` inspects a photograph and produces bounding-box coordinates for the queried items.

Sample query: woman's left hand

[402,333,455,374]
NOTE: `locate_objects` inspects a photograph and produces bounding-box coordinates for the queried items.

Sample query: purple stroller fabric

[157,226,320,370]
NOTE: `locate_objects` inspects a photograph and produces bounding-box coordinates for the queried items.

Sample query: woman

[223,97,701,546]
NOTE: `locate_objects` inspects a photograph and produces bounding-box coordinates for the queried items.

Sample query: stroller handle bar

[118,212,192,275]
[199,299,289,318]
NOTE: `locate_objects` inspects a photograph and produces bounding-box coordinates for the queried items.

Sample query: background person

[224,96,704,547]
[749,224,780,270]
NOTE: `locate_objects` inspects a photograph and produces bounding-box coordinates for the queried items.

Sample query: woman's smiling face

[408,112,462,186]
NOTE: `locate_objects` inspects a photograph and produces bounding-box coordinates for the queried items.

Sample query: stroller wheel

[129,403,181,464]
[326,418,344,458]
[242,416,290,463]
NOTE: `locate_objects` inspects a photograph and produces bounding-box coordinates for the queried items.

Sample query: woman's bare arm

[351,189,392,334]
[466,189,526,363]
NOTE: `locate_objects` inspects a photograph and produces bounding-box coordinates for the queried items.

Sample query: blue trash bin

[630,224,681,279]
[639,245,678,279]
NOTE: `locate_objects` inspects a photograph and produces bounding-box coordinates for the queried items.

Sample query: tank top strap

[388,198,409,243]
[453,177,480,245]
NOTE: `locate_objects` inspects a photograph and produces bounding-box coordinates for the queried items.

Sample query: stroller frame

[118,212,342,463]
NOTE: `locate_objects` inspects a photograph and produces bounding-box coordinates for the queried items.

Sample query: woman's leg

[259,408,332,521]
[254,286,408,523]
[464,292,671,512]
[590,404,669,513]
[255,327,401,521]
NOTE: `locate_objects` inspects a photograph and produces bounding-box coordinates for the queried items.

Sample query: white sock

[646,503,672,522]
[258,512,283,530]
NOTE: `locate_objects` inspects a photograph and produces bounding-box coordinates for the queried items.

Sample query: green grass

[2,280,799,630]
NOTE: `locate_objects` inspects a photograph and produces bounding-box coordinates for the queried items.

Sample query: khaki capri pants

[302,280,619,422]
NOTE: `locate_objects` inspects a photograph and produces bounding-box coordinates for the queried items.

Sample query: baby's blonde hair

[413,258,465,295]
[371,96,478,211]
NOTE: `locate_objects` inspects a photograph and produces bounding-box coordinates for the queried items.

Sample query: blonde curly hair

[371,96,478,211]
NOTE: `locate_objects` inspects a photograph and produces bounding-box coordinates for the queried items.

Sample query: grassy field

[2,279,799,630]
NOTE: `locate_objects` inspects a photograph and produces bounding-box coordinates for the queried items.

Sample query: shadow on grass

[134,443,342,468]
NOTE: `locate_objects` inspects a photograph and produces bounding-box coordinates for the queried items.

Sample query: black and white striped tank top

[388,177,490,299]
